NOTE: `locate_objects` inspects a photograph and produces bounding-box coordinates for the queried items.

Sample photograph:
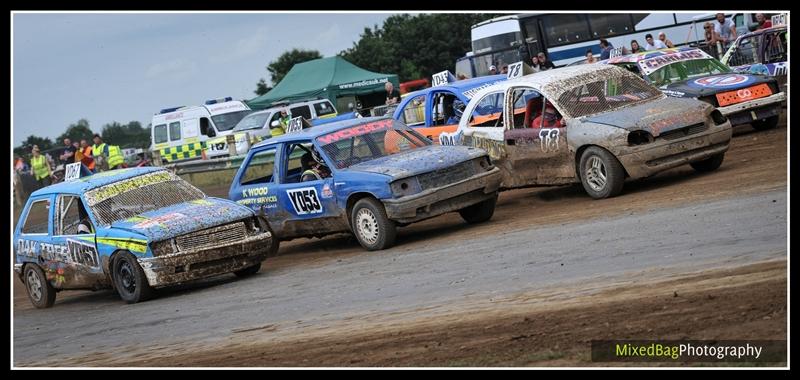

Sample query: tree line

[254,13,496,95]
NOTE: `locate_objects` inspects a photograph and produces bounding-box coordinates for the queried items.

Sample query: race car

[229,117,502,251]
[604,47,785,131]
[721,25,787,94]
[391,74,506,144]
[439,64,733,199]
[13,166,276,308]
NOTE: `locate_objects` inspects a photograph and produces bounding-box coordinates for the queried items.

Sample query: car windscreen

[211,110,253,132]
[317,119,431,169]
[557,74,663,118]
[233,112,271,132]
[85,171,205,225]
[644,58,732,87]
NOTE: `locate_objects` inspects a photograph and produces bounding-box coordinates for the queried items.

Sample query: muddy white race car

[440,63,733,199]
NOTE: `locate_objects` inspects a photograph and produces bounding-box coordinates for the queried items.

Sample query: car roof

[402,74,507,99]
[251,116,391,148]
[29,167,167,197]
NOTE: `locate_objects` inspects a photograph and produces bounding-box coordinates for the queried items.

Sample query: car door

[271,140,345,238]
[232,145,282,231]
[49,194,103,289]
[15,195,63,286]
[502,86,573,187]
[459,90,508,163]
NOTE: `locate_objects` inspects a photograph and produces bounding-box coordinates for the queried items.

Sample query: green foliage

[267,49,323,86]
[255,78,272,96]
[15,135,54,157]
[339,14,496,82]
[100,121,151,149]
[56,119,94,145]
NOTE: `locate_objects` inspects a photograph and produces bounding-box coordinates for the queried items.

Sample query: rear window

[318,119,430,169]
[314,101,336,118]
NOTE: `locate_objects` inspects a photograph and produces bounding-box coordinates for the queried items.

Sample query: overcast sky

[12,12,396,146]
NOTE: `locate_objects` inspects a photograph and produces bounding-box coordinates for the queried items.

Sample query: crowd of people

[14,134,127,189]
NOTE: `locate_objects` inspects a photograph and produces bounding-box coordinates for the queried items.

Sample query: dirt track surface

[13,124,788,367]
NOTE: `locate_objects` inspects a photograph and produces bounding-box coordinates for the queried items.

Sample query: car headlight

[390,177,422,198]
[627,130,654,146]
[710,110,728,125]
[151,239,177,257]
[472,156,493,172]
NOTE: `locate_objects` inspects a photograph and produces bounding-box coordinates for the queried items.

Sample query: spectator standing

[30,145,52,188]
[599,39,614,60]
[713,13,737,48]
[658,32,675,48]
[79,139,95,172]
[755,13,772,30]
[530,56,541,72]
[384,82,400,105]
[630,40,644,53]
[644,33,668,50]
[703,21,720,46]
[59,138,77,164]
[537,52,556,70]
[585,49,597,64]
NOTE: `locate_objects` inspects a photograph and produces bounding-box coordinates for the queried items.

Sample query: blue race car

[229,117,503,251]
[13,167,276,308]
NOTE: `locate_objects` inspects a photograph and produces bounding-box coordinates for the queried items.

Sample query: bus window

[587,14,634,38]
[543,14,591,46]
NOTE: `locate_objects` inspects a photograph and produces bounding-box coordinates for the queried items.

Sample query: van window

[290,105,312,120]
[314,101,336,118]
[169,122,181,141]
[154,124,168,144]
[22,199,50,234]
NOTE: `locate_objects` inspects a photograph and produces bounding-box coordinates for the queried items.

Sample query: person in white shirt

[713,13,737,48]
[644,33,668,50]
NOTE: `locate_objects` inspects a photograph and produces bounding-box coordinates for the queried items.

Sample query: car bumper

[138,232,272,288]
[618,121,733,179]
[717,92,785,125]
[382,167,502,224]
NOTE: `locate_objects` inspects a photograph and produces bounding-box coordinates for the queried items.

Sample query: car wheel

[690,153,725,172]
[112,251,154,304]
[234,263,261,278]
[459,193,498,224]
[351,198,396,251]
[751,115,779,131]
[579,146,625,199]
[24,265,56,309]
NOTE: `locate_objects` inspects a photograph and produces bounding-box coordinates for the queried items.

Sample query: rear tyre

[459,193,498,224]
[751,115,779,131]
[351,198,397,251]
[24,265,56,309]
[112,251,154,304]
[234,263,261,278]
[578,146,626,199]
[690,153,725,172]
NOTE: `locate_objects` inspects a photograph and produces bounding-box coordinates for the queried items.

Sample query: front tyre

[24,265,56,309]
[459,193,498,224]
[690,153,725,172]
[579,146,625,199]
[351,198,397,251]
[113,251,154,304]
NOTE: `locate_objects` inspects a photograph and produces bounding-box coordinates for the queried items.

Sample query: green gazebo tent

[246,56,399,111]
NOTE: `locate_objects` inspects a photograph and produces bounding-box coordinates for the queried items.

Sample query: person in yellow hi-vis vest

[29,145,52,188]
[92,134,125,171]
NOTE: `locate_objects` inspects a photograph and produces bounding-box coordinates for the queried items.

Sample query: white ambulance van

[151,97,253,162]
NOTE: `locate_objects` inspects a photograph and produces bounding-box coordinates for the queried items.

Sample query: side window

[468,91,505,128]
[290,105,312,120]
[169,121,181,141]
[402,95,426,126]
[240,147,276,185]
[56,195,92,235]
[22,199,51,234]
[764,31,787,63]
[314,101,336,118]
[154,124,168,144]
[511,88,543,129]
[431,93,458,126]
[282,142,313,184]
